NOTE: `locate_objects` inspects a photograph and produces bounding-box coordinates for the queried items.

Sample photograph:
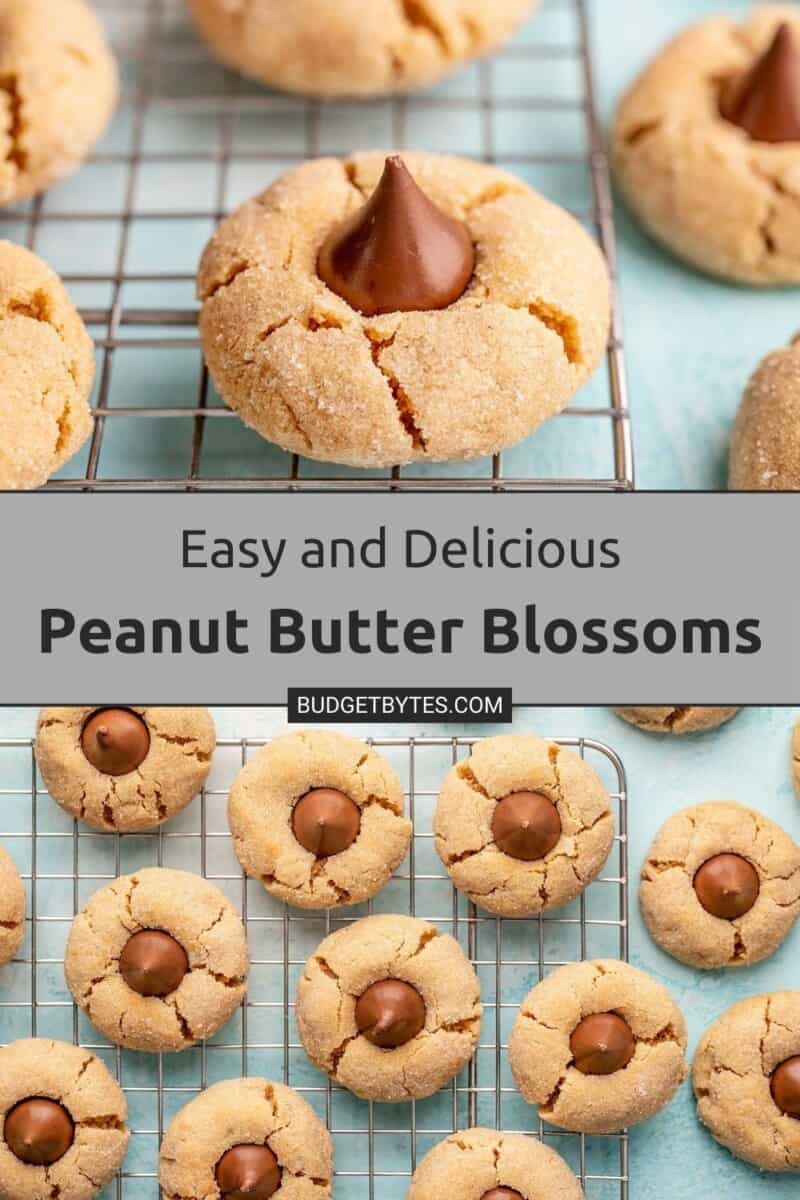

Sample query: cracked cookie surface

[694,991,800,1171]
[434,735,615,917]
[408,1128,584,1199]
[730,338,800,490]
[614,706,740,735]
[159,1077,333,1200]
[0,242,95,490]
[613,6,800,284]
[0,0,117,209]
[0,845,25,967]
[228,729,412,910]
[185,0,538,98]
[0,1038,128,1200]
[197,151,610,467]
[65,868,249,1053]
[509,959,688,1133]
[641,801,800,969]
[35,707,216,831]
[296,913,482,1102]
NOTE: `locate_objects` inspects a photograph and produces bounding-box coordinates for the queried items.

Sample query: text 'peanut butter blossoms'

[197,151,611,468]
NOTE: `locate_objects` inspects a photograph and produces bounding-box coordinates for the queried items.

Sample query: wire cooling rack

[0,733,629,1199]
[0,0,633,492]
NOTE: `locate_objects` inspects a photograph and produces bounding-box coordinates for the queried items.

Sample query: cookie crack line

[0,72,27,172]
[398,0,450,55]
[367,331,427,451]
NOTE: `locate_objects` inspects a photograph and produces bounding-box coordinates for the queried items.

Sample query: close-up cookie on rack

[65,867,248,1052]
[185,0,539,97]
[508,959,688,1133]
[434,734,615,917]
[0,1038,129,1200]
[296,913,482,1102]
[228,729,412,909]
[198,151,610,468]
[0,846,24,967]
[159,1077,333,1200]
[614,7,800,283]
[614,706,740,735]
[730,336,800,491]
[407,1127,584,1200]
[35,706,216,831]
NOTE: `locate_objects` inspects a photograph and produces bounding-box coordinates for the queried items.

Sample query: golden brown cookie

[35,707,216,831]
[65,868,249,1053]
[0,242,95,490]
[0,1039,128,1200]
[198,151,610,467]
[694,992,800,1171]
[0,846,24,967]
[641,802,800,969]
[296,913,482,1102]
[228,729,412,910]
[730,337,800,490]
[185,0,538,98]
[614,706,740,735]
[434,735,615,917]
[614,7,800,284]
[159,1078,333,1200]
[0,0,117,208]
[508,959,688,1133]
[408,1128,584,1200]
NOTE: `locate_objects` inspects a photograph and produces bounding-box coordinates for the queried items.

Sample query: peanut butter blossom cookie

[0,1039,128,1200]
[614,8,800,283]
[509,959,688,1133]
[614,706,739,735]
[434,735,615,917]
[0,0,117,208]
[0,242,96,490]
[641,802,800,969]
[296,913,482,1102]
[0,846,24,967]
[694,992,800,1171]
[198,151,610,467]
[35,706,216,831]
[229,729,412,909]
[159,1078,333,1200]
[185,0,538,98]
[408,1128,584,1200]
[730,337,800,490]
[65,868,249,1052]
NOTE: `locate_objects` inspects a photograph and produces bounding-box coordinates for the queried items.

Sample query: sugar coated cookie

[0,845,24,966]
[730,337,800,490]
[614,706,739,735]
[408,1128,584,1200]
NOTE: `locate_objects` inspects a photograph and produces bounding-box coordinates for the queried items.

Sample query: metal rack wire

[0,0,632,491]
[0,733,629,1199]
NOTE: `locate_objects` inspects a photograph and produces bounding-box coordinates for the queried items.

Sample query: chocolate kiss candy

[491,791,562,862]
[4,1098,75,1166]
[216,1145,282,1200]
[355,979,426,1049]
[291,788,361,858]
[720,22,800,143]
[81,708,150,776]
[570,1012,636,1076]
[481,1191,524,1200]
[771,1056,800,1118]
[317,155,475,316]
[119,929,189,997]
[693,854,760,920]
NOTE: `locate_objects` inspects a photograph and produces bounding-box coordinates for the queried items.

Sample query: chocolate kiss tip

[721,20,800,144]
[317,155,475,317]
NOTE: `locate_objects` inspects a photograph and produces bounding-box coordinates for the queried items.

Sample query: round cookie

[197,151,610,468]
[508,959,688,1133]
[185,0,538,99]
[694,992,800,1171]
[35,706,216,831]
[641,802,800,969]
[730,337,800,490]
[408,1128,583,1200]
[296,913,482,1102]
[0,846,24,966]
[0,0,117,208]
[228,729,412,910]
[434,735,615,918]
[614,706,740,735]
[0,241,95,490]
[614,8,800,284]
[159,1078,333,1200]
[0,1039,128,1200]
[65,867,249,1053]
